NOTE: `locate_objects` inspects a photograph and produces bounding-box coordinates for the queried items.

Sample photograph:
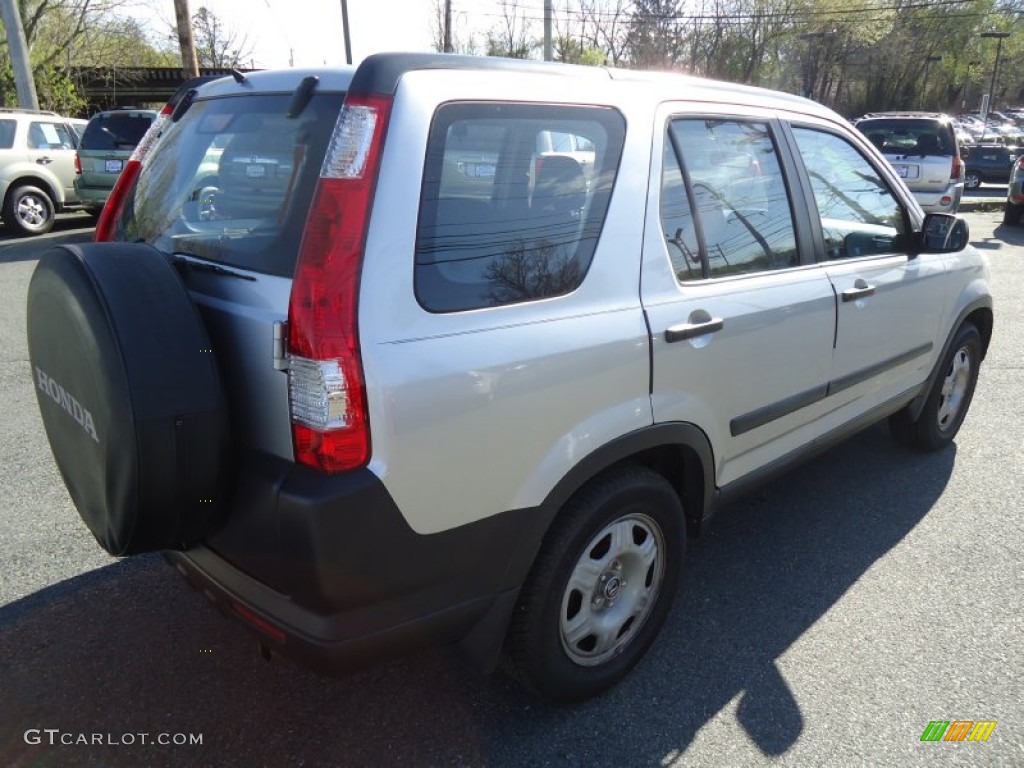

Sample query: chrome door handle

[842,284,876,302]
[665,318,724,343]
[36,156,52,165]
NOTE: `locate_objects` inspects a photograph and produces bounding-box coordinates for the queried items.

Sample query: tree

[486,0,535,58]
[626,0,684,69]
[429,0,479,54]
[0,0,168,110]
[192,5,252,68]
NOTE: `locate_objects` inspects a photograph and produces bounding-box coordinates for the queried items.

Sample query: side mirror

[960,145,971,159]
[918,213,969,253]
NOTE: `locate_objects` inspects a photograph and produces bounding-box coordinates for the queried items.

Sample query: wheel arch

[906,298,992,421]
[498,423,715,599]
[457,422,715,673]
[3,174,61,212]
[542,423,714,534]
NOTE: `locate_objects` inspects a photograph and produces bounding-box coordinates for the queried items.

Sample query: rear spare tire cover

[27,243,230,555]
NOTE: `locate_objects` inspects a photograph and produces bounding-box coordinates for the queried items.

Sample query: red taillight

[231,602,286,643]
[951,154,963,182]
[287,94,392,473]
[74,154,81,175]
[93,104,172,243]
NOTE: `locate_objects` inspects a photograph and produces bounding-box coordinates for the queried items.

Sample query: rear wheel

[3,184,55,236]
[964,172,982,190]
[504,465,685,701]
[1003,201,1023,225]
[890,323,981,451]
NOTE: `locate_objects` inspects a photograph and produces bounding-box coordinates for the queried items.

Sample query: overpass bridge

[66,66,257,114]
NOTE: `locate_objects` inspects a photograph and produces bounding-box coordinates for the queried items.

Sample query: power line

[466,0,1014,25]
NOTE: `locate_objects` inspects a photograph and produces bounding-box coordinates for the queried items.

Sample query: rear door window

[27,121,76,150]
[415,103,626,312]
[0,119,15,149]
[116,92,344,277]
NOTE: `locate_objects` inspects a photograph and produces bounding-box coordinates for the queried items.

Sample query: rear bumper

[72,179,112,210]
[166,547,516,675]
[911,183,962,213]
[169,451,543,674]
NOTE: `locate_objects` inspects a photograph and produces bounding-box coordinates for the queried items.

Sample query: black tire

[1002,202,1023,226]
[27,243,231,555]
[964,172,982,190]
[504,465,685,702]
[889,323,982,452]
[3,184,55,236]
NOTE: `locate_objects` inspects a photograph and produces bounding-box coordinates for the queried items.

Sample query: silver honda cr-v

[27,55,992,702]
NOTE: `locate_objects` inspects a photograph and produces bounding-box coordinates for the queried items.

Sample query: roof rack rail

[0,107,61,116]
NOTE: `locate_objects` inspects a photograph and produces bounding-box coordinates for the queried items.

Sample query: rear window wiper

[170,253,256,281]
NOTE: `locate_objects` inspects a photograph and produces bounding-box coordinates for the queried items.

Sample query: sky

[126,0,526,69]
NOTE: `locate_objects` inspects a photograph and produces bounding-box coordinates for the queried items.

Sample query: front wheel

[504,465,685,702]
[964,172,982,190]
[890,323,982,451]
[3,184,55,236]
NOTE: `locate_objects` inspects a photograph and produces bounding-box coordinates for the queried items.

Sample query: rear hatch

[78,111,156,190]
[856,117,959,193]
[107,75,348,460]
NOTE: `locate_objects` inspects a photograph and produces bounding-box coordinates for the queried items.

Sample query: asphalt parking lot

[0,211,1021,767]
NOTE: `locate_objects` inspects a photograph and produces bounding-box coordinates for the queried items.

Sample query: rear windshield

[855,119,956,156]
[81,113,156,150]
[115,92,344,277]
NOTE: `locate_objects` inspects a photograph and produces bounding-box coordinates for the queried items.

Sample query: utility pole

[981,31,1010,117]
[443,0,453,53]
[0,0,40,109]
[543,0,552,61]
[340,0,352,65]
[173,0,200,78]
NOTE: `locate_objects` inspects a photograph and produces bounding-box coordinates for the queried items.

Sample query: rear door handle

[665,318,724,343]
[841,284,876,302]
[36,156,52,165]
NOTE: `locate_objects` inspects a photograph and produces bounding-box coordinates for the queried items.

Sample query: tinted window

[116,92,344,277]
[81,113,155,150]
[415,103,625,312]
[663,119,798,279]
[0,119,15,149]
[855,118,956,156]
[792,127,908,260]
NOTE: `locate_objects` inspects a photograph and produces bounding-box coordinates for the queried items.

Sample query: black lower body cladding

[26,243,230,555]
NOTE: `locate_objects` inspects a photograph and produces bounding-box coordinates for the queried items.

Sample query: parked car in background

[853,112,964,213]
[74,108,157,216]
[1003,153,1024,224]
[68,118,89,143]
[963,143,1019,189]
[0,107,83,236]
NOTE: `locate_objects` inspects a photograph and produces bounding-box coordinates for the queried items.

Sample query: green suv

[74,109,157,215]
